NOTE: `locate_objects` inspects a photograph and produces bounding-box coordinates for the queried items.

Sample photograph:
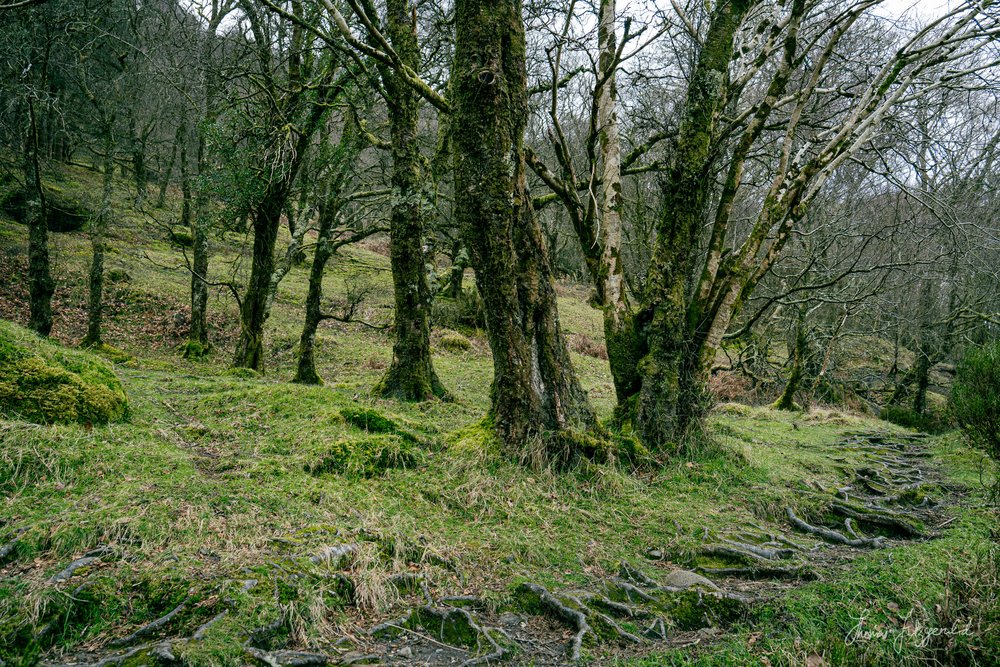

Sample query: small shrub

[881,404,947,433]
[708,372,757,404]
[438,331,471,353]
[568,333,608,360]
[431,289,486,331]
[951,341,1000,483]
[107,268,132,284]
[0,320,129,425]
[306,435,420,478]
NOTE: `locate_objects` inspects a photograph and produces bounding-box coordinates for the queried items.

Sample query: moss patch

[0,320,129,425]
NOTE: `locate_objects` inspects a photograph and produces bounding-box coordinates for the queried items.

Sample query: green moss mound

[0,320,129,425]
[0,186,90,232]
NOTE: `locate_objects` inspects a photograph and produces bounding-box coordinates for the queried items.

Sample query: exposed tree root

[41,642,175,667]
[388,571,434,605]
[618,562,661,588]
[370,605,508,666]
[48,546,114,583]
[786,508,885,548]
[606,578,657,604]
[192,610,228,640]
[718,539,795,561]
[244,646,329,666]
[829,502,924,538]
[110,600,187,647]
[695,565,817,581]
[438,595,486,609]
[642,617,668,640]
[574,589,650,620]
[0,528,26,563]
[247,612,288,647]
[518,583,591,661]
[562,592,644,644]
[700,543,794,566]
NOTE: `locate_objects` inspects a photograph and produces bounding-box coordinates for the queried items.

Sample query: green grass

[0,162,996,665]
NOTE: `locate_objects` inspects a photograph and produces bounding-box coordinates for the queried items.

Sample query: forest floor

[0,164,997,666]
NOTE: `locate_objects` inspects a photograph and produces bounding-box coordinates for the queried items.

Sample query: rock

[498,612,522,628]
[397,646,412,658]
[662,569,720,591]
[311,544,356,567]
[645,548,663,560]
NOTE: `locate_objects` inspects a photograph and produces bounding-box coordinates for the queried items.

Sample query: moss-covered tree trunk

[912,279,935,415]
[186,119,213,358]
[453,0,596,458]
[774,313,807,411]
[232,195,283,371]
[446,239,467,299]
[294,199,337,385]
[24,99,54,337]
[376,0,446,401]
[127,111,147,206]
[155,123,180,209]
[82,128,115,348]
[185,10,229,359]
[633,0,753,449]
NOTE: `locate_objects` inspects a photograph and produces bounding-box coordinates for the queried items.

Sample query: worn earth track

[26,431,957,666]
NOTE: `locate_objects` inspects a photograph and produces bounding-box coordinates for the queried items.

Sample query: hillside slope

[0,164,996,666]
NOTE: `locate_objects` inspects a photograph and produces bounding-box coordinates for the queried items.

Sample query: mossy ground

[0,163,996,665]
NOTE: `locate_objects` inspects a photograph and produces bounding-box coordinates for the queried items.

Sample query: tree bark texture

[453,0,596,459]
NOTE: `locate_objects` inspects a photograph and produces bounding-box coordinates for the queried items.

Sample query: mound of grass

[306,435,421,478]
[0,320,129,425]
[438,331,472,353]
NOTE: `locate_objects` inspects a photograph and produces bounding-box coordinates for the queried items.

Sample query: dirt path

[36,431,958,666]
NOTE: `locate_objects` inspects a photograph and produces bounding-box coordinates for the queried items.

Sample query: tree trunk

[83,129,114,347]
[912,348,931,415]
[294,200,337,385]
[232,195,283,371]
[156,123,181,209]
[130,118,147,206]
[595,0,640,407]
[634,0,753,449]
[181,116,212,359]
[912,279,935,414]
[447,239,466,299]
[774,313,807,411]
[454,0,596,461]
[24,98,54,337]
[376,0,446,401]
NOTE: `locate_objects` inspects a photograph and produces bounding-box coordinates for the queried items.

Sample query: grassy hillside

[0,164,996,666]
